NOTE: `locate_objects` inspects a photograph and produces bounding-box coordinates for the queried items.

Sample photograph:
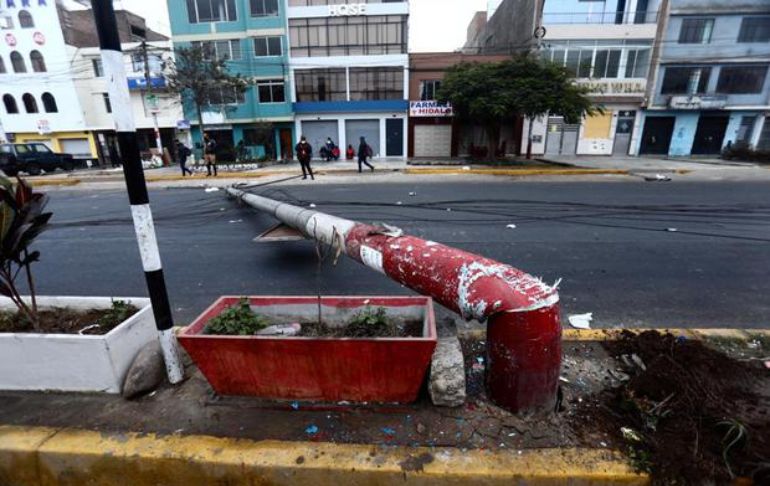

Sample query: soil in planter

[570,331,770,485]
[298,318,423,338]
[0,301,139,335]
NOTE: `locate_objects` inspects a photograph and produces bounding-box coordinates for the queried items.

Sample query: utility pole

[90,0,184,384]
[141,40,164,163]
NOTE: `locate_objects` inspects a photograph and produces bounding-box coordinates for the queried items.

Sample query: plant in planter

[204,297,269,335]
[0,176,52,331]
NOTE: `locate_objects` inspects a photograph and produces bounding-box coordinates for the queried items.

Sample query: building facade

[636,0,770,156]
[166,0,295,159]
[0,1,182,165]
[287,0,409,159]
[408,52,513,158]
[467,0,662,157]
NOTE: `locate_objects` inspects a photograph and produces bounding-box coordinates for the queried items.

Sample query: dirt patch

[0,303,139,335]
[571,331,770,485]
[399,452,434,472]
[298,319,424,338]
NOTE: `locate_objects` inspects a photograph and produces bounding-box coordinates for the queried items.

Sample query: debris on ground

[204,187,220,193]
[309,203,316,208]
[409,192,417,197]
[122,340,165,399]
[304,424,319,435]
[571,331,770,485]
[644,174,672,182]
[568,313,593,329]
[228,219,243,224]
[256,323,302,336]
[666,228,678,232]
[506,224,517,229]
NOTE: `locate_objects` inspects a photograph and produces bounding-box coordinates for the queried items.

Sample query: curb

[404,168,630,177]
[32,178,82,188]
[0,426,646,486]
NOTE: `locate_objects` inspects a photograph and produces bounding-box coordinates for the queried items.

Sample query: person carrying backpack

[295,136,314,180]
[357,136,374,173]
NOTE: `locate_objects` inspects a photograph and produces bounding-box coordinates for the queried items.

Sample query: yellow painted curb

[0,426,646,486]
[31,178,81,187]
[404,168,630,177]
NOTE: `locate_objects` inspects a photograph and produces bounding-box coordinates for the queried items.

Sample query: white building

[287,0,409,160]
[0,0,183,165]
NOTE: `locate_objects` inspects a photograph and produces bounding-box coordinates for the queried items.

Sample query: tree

[437,54,601,159]
[165,45,248,148]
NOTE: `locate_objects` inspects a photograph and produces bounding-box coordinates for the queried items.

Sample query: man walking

[176,140,193,176]
[203,133,218,177]
[295,136,314,180]
[357,136,374,173]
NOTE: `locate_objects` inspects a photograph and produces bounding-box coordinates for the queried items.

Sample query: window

[1,16,14,29]
[185,0,237,23]
[10,51,26,73]
[254,36,282,56]
[250,0,278,17]
[678,18,714,44]
[419,80,441,100]
[349,67,403,101]
[257,80,285,103]
[92,58,103,77]
[716,65,768,94]
[102,93,112,113]
[592,49,621,78]
[29,144,51,153]
[661,66,711,94]
[625,48,651,78]
[289,15,407,57]
[30,50,45,72]
[18,10,33,28]
[0,55,5,74]
[191,40,241,60]
[295,69,346,101]
[2,94,18,114]
[41,92,57,113]
[15,144,30,154]
[22,93,38,113]
[738,16,770,43]
[207,87,245,105]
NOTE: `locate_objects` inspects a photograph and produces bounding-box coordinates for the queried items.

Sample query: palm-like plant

[0,176,52,331]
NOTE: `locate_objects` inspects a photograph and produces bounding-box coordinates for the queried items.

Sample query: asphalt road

[30,178,770,329]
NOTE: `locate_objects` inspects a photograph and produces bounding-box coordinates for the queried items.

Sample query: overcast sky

[121,0,487,52]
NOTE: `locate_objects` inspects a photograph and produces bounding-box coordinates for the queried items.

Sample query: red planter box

[178,296,437,403]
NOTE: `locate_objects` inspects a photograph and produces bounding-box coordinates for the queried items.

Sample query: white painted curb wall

[0,296,154,393]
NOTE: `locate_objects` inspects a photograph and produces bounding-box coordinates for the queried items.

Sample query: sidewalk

[542,154,762,172]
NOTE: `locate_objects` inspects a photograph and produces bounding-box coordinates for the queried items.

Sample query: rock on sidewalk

[122,339,165,399]
[429,336,466,407]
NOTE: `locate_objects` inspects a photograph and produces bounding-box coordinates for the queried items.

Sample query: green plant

[0,176,52,331]
[99,300,138,329]
[718,419,748,479]
[204,298,269,335]
[344,307,393,337]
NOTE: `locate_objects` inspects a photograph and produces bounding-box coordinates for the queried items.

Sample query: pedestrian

[346,144,355,160]
[325,137,338,161]
[357,136,374,172]
[176,140,193,176]
[203,133,218,177]
[295,135,314,180]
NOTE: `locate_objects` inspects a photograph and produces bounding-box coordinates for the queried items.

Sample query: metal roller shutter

[414,125,451,157]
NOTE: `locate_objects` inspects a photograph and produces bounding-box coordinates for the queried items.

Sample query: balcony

[543,10,659,25]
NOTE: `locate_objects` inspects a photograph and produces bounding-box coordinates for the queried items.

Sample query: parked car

[0,143,76,176]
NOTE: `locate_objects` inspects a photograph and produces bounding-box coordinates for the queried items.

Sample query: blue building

[636,0,770,156]
[166,0,295,159]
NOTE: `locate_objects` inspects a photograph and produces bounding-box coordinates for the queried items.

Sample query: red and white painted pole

[227,188,561,413]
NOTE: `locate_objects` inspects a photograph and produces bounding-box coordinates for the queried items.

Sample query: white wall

[0,1,87,133]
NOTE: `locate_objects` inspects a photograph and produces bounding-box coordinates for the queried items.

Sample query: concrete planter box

[0,296,154,393]
[179,296,437,403]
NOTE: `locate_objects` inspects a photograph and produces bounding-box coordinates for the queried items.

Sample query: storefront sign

[177,119,191,130]
[5,33,16,47]
[668,95,727,110]
[36,119,51,134]
[329,3,366,16]
[33,31,45,45]
[409,101,453,117]
[575,79,646,96]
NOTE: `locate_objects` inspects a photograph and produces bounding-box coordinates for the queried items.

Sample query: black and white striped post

[91,0,184,384]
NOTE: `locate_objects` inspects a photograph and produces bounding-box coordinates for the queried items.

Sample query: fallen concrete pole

[226,187,561,413]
